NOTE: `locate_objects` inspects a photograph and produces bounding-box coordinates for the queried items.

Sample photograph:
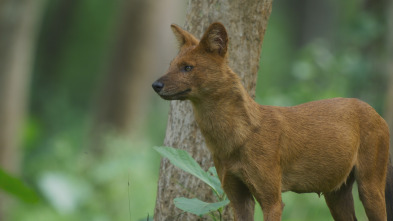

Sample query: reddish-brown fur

[152,22,393,221]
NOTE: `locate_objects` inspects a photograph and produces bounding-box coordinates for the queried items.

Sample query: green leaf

[154,146,223,197]
[174,197,230,216]
[207,167,223,196]
[0,168,39,203]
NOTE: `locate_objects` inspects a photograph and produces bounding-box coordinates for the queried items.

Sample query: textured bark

[385,0,393,154]
[0,0,45,218]
[154,1,273,220]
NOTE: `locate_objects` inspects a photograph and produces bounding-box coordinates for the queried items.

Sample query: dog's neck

[190,70,261,156]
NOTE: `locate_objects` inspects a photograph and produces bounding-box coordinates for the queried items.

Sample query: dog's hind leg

[356,133,389,221]
[357,174,387,221]
[324,170,357,221]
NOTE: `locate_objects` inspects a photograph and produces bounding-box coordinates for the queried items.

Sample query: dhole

[152,22,393,221]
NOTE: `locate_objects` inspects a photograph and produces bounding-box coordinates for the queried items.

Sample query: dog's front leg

[245,162,283,221]
[222,173,255,221]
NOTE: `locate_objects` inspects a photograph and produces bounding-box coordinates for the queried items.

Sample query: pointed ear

[170,24,198,48]
[198,22,228,57]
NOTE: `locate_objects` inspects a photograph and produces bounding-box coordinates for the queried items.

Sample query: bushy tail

[386,157,393,221]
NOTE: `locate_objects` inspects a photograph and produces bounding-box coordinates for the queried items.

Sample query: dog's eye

[184,66,193,72]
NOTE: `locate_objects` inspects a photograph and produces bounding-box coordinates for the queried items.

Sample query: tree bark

[0,0,45,218]
[154,1,273,220]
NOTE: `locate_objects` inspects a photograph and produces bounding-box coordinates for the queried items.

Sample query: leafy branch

[154,146,229,219]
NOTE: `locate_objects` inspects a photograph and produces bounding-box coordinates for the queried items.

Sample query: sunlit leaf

[207,167,224,196]
[154,146,223,197]
[174,197,230,216]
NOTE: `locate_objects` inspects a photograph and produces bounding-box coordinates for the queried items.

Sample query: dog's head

[152,22,229,101]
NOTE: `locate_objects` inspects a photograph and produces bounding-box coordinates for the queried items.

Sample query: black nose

[152,81,164,93]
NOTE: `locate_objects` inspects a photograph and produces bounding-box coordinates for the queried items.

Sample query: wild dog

[152,22,393,221]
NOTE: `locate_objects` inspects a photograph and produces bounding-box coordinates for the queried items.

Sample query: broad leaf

[0,168,39,203]
[154,146,223,196]
[174,197,230,216]
[207,167,224,196]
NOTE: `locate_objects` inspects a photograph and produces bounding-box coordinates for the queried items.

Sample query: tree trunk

[90,0,182,153]
[286,0,336,48]
[0,0,45,218]
[384,0,393,155]
[154,1,273,220]
[92,0,152,137]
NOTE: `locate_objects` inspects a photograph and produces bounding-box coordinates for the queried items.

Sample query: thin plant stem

[128,174,131,221]
[209,212,218,221]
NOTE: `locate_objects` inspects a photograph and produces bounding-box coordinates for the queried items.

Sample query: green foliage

[154,146,224,197]
[174,197,230,217]
[154,146,229,219]
[0,168,39,203]
[257,0,388,114]
[10,136,160,221]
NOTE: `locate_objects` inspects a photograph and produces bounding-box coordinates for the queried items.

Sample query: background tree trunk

[90,0,183,154]
[91,0,154,139]
[154,1,273,220]
[286,0,336,48]
[0,0,45,218]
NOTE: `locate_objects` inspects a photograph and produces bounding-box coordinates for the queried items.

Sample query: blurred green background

[0,0,392,220]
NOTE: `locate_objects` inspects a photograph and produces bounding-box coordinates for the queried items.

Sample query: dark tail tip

[386,159,393,221]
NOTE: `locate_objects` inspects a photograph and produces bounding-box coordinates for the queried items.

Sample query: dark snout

[152,81,164,93]
[152,76,191,100]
